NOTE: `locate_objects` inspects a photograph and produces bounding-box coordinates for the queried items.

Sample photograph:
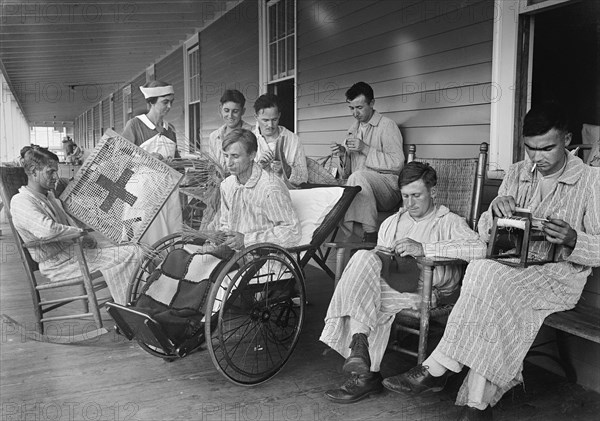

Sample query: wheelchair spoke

[205,246,305,385]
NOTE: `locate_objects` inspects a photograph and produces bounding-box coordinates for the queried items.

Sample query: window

[109,94,115,129]
[260,0,296,131]
[99,100,104,136]
[122,84,132,125]
[86,109,93,150]
[267,0,295,82]
[185,39,201,152]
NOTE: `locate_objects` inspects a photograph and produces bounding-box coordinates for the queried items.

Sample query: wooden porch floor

[1,221,599,421]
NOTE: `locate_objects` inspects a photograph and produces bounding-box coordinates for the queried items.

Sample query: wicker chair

[390,143,488,363]
[0,166,109,341]
[326,143,488,364]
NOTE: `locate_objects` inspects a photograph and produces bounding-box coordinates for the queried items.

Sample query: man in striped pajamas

[218,128,301,249]
[320,161,486,404]
[11,146,141,305]
[385,103,600,421]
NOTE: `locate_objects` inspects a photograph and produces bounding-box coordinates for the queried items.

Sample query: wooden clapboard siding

[297,0,493,158]
[155,46,186,150]
[197,0,259,152]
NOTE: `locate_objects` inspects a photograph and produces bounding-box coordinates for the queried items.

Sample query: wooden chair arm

[23,231,86,248]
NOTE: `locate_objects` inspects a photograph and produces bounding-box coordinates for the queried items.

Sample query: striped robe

[11,187,141,305]
[432,153,600,406]
[320,206,486,371]
[219,163,301,248]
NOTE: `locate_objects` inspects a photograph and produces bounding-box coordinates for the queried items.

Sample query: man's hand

[344,137,366,153]
[150,152,164,161]
[330,142,346,156]
[221,231,245,250]
[259,150,275,168]
[542,218,577,248]
[392,238,425,257]
[491,196,517,217]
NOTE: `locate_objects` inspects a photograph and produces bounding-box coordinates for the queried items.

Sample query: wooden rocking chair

[0,166,109,342]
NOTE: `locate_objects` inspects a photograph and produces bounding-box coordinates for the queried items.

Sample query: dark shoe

[324,372,383,404]
[456,405,493,421]
[383,364,450,394]
[342,333,371,374]
[362,231,378,243]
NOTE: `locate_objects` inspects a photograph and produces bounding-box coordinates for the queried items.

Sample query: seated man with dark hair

[320,161,486,404]
[384,102,600,420]
[252,93,308,187]
[11,146,141,304]
[331,81,405,242]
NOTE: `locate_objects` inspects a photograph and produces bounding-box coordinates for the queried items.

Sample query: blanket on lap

[134,245,234,344]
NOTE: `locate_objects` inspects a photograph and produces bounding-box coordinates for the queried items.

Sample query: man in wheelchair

[320,161,487,403]
[109,128,301,359]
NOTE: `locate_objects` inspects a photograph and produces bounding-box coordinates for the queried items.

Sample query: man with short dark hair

[219,128,301,249]
[331,81,405,242]
[385,103,600,420]
[253,93,308,186]
[208,89,253,170]
[320,161,486,404]
[11,146,141,304]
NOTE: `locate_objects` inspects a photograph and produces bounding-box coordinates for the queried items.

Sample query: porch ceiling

[0,0,240,126]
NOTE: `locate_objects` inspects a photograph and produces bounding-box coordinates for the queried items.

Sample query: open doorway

[516,0,599,160]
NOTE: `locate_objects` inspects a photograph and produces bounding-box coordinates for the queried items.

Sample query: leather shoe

[456,406,493,420]
[342,333,371,374]
[383,364,450,394]
[324,372,383,404]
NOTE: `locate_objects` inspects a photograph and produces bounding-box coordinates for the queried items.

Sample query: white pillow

[289,187,345,246]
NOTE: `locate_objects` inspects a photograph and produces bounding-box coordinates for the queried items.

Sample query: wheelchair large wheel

[204,243,306,385]
[127,233,188,304]
[126,233,204,360]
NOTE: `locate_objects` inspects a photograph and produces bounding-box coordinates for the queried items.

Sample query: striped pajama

[320,250,425,371]
[432,154,600,406]
[40,238,141,305]
[219,163,301,248]
[320,206,487,371]
[11,187,142,305]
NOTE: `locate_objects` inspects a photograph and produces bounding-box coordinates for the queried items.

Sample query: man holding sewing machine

[320,161,486,404]
[384,103,600,420]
